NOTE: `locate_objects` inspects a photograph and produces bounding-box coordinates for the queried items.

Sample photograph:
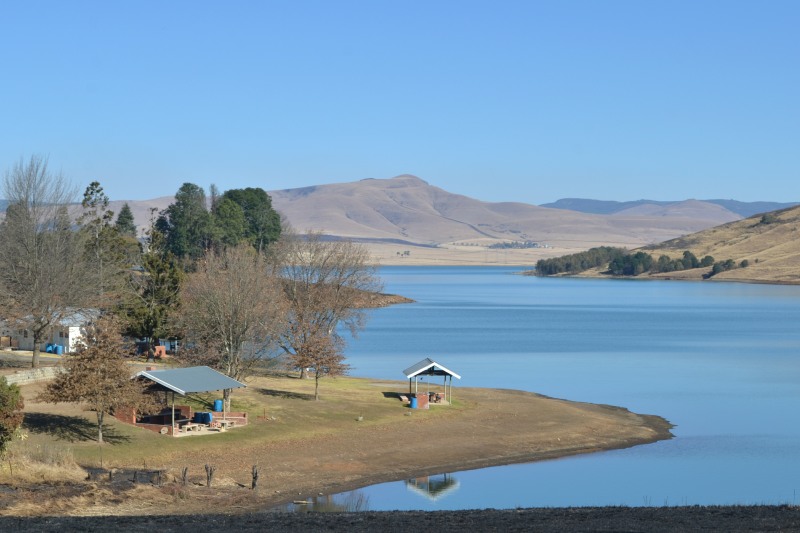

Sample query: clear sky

[1,1,798,204]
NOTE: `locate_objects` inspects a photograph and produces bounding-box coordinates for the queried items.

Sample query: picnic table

[182,422,204,432]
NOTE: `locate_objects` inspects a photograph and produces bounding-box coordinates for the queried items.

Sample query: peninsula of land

[2,372,671,516]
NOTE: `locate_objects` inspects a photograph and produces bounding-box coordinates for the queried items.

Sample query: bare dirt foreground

[3,506,800,532]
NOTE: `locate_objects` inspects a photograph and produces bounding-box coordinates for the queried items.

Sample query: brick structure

[413,392,429,410]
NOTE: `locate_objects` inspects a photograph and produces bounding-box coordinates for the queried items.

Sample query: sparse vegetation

[488,240,541,250]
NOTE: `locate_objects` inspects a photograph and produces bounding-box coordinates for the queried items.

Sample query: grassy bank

[4,373,671,516]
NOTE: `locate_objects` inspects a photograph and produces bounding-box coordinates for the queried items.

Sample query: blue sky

[1,1,797,204]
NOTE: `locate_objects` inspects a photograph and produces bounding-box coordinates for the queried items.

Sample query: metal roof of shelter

[135,366,246,396]
[403,358,461,380]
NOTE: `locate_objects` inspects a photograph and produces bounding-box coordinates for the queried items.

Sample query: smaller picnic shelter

[403,358,461,404]
[134,366,246,435]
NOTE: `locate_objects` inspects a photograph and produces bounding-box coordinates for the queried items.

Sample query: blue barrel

[193,412,203,423]
[213,399,223,412]
[55,345,63,355]
[203,412,213,424]
[410,396,418,409]
[46,344,53,353]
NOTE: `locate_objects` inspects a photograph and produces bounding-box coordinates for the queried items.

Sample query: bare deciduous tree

[291,333,350,400]
[0,155,92,368]
[177,244,286,409]
[39,314,154,443]
[269,229,382,379]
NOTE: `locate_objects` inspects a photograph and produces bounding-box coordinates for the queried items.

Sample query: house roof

[403,358,461,380]
[135,366,246,395]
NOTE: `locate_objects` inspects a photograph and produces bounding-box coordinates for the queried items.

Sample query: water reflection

[277,491,371,513]
[405,473,460,501]
[274,474,461,513]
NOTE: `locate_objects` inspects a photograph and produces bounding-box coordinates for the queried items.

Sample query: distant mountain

[542,198,798,218]
[268,175,741,249]
[3,178,784,254]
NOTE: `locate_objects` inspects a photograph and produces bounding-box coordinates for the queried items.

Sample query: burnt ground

[2,506,799,532]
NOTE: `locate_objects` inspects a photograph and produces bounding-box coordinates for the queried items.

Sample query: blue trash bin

[213,399,223,412]
[45,344,53,353]
[54,345,63,355]
[410,396,418,409]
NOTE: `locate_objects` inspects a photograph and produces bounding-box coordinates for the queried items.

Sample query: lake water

[284,266,800,511]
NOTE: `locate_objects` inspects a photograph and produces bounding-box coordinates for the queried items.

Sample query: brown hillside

[106,175,744,265]
[269,175,740,249]
[641,205,800,283]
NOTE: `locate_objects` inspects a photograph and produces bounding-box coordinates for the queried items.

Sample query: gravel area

[2,506,799,532]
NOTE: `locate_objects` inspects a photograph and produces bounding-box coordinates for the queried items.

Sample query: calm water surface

[284,266,800,511]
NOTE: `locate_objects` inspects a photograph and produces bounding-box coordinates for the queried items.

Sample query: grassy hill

[639,205,800,284]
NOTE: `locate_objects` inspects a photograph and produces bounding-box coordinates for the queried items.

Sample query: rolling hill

[637,205,800,284]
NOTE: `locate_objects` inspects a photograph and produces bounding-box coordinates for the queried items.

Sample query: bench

[398,394,409,403]
[183,423,203,432]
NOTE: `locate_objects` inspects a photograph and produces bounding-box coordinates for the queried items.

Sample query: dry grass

[5,372,671,516]
[0,439,85,486]
[570,205,800,284]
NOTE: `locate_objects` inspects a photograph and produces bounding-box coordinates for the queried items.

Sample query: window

[23,330,28,338]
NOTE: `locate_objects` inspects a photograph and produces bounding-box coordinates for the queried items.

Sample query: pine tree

[115,203,137,237]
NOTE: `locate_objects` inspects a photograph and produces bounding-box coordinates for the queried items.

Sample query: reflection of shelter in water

[405,473,460,501]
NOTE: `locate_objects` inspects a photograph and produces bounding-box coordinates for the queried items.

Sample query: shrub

[0,377,24,457]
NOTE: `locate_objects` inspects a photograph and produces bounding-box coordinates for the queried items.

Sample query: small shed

[135,366,246,433]
[403,358,461,403]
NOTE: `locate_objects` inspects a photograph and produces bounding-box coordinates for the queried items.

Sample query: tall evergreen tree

[115,203,137,237]
[119,225,183,357]
[156,183,212,261]
[221,188,281,253]
[79,182,135,305]
[212,197,247,248]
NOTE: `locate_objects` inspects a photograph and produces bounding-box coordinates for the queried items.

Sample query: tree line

[533,246,627,275]
[0,155,380,447]
[535,246,745,279]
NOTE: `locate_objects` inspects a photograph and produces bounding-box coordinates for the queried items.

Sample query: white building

[3,310,98,354]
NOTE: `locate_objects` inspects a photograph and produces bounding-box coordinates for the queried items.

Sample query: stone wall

[3,366,62,385]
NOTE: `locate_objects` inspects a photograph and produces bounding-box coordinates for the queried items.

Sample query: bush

[0,377,24,457]
[760,213,778,225]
